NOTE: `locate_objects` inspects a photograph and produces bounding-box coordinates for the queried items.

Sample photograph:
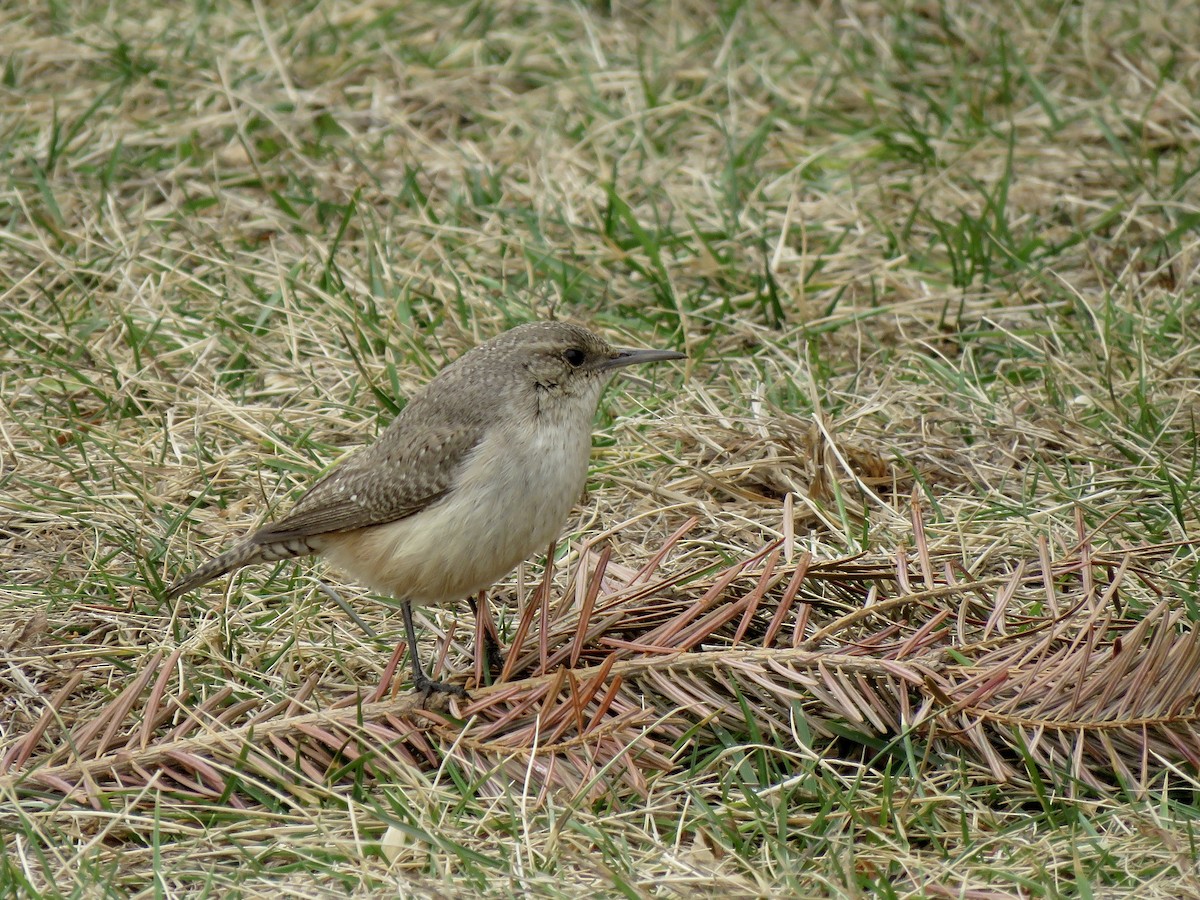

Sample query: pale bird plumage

[166,321,685,697]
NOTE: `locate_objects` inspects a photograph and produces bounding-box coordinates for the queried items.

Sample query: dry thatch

[5,496,1199,808]
[2,0,1199,890]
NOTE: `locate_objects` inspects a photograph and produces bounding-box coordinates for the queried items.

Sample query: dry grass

[3,0,1200,896]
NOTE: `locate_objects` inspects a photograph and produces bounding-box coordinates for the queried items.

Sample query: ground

[2,1,1200,897]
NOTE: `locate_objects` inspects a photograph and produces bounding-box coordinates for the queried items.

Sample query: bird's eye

[563,348,586,368]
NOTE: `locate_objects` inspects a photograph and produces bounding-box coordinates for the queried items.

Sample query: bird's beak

[600,346,687,371]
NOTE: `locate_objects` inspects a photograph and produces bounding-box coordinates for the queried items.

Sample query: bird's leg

[402,600,468,699]
[468,593,505,678]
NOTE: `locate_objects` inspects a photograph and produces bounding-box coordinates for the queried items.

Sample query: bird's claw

[412,671,470,701]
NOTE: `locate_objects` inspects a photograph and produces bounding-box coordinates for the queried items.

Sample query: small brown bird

[166,322,685,696]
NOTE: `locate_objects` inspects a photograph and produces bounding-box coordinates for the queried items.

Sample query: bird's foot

[468,593,506,681]
[480,635,505,678]
[411,670,470,700]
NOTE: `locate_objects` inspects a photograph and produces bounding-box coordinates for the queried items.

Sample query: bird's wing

[250,424,480,542]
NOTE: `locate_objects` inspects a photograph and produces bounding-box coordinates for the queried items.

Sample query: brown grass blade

[1,667,88,773]
[68,650,162,761]
[571,543,611,668]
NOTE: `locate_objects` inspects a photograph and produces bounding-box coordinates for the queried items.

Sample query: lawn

[2,0,1200,896]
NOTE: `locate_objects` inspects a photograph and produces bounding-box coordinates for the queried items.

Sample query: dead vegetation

[2,0,1200,896]
[6,499,1200,813]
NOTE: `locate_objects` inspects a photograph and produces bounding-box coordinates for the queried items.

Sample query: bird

[165,321,686,697]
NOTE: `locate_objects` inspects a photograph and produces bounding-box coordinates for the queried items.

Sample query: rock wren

[166,322,685,696]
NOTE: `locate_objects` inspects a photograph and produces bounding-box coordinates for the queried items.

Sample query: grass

[2,0,1200,896]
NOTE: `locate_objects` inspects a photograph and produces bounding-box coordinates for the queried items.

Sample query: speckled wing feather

[250,422,481,543]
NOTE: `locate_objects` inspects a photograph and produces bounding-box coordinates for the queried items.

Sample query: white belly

[318,413,592,605]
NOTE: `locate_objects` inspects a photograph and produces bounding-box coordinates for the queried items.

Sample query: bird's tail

[165,535,320,599]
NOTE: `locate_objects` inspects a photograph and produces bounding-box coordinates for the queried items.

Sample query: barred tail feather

[165,535,320,599]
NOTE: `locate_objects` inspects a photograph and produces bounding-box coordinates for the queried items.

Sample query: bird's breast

[320,410,594,604]
[460,410,594,547]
